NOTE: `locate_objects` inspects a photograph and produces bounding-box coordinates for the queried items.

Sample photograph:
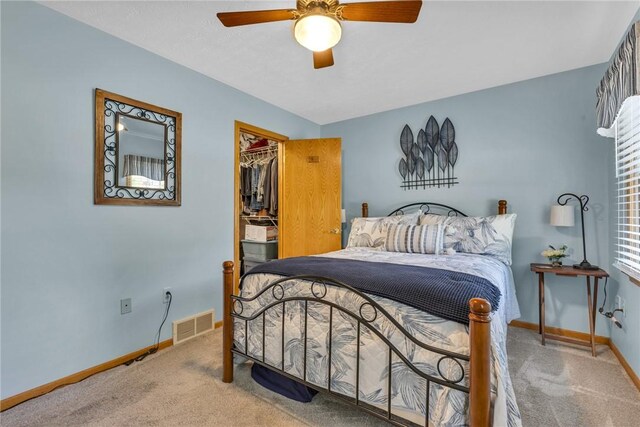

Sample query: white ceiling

[42,1,640,125]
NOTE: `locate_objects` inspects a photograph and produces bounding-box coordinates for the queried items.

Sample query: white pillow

[384,223,445,254]
[420,213,517,264]
[347,212,420,250]
[419,213,449,226]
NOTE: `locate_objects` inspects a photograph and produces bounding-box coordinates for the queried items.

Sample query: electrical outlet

[163,287,172,304]
[121,298,132,315]
[616,295,626,317]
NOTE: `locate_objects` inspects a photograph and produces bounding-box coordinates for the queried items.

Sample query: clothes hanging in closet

[240,166,253,213]
[239,156,277,216]
[250,166,262,211]
[262,159,272,212]
[269,157,277,216]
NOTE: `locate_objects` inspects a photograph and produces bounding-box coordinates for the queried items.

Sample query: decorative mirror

[94,89,181,206]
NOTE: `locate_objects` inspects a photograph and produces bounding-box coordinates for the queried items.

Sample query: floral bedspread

[235,248,522,426]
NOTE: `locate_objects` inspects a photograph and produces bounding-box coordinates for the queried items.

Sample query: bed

[221,201,521,427]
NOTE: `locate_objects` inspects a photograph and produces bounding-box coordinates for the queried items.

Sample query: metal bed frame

[222,200,508,427]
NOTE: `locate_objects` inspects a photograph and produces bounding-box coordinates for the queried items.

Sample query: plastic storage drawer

[241,240,278,262]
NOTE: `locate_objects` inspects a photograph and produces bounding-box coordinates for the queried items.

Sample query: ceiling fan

[217,0,422,69]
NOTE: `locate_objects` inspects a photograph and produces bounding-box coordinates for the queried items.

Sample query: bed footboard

[222,261,234,383]
[469,298,491,427]
[220,261,491,427]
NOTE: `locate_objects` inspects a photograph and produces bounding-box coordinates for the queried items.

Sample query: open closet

[233,121,343,289]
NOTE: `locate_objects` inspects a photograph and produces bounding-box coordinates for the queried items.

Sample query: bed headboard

[361,200,508,218]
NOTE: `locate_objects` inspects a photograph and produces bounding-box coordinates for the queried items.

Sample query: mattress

[234,247,522,426]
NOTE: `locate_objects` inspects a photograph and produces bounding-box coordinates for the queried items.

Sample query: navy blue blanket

[243,256,500,325]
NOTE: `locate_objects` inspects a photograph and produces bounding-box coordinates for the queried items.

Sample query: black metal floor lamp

[550,193,599,270]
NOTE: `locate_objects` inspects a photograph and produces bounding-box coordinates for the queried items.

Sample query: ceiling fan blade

[217,9,297,27]
[339,0,422,23]
[313,49,334,69]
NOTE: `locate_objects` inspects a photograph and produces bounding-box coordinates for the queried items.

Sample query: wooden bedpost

[469,298,491,427]
[362,202,368,218]
[222,260,234,383]
[498,200,507,215]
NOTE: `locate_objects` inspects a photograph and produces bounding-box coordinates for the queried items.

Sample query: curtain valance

[597,21,640,134]
[122,154,165,181]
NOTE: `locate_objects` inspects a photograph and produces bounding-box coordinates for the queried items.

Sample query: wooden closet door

[279,138,342,258]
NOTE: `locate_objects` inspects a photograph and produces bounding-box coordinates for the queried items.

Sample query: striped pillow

[385,223,444,254]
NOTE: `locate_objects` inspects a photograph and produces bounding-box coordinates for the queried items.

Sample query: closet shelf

[241,215,278,226]
[240,145,277,160]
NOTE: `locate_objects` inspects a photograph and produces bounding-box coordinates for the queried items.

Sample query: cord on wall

[124,291,173,366]
[598,278,624,329]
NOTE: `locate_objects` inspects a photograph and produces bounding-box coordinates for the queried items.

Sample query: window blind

[615,95,640,279]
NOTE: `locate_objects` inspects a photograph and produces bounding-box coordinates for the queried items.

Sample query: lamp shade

[294,14,342,52]
[550,205,575,227]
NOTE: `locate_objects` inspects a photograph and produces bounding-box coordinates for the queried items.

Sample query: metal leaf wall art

[398,116,459,189]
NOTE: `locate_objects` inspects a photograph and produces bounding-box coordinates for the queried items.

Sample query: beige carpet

[2,327,638,426]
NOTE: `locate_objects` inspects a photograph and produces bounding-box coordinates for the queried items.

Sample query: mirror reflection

[117,115,166,190]
[95,88,181,206]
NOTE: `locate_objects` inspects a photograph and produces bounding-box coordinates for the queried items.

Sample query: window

[614,95,640,279]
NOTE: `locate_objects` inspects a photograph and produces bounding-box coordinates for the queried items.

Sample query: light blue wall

[322,64,612,339]
[0,1,320,399]
[607,8,640,377]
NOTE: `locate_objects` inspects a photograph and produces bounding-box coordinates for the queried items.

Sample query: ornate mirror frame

[94,89,182,206]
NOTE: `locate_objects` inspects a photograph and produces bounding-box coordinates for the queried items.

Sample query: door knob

[329,228,341,234]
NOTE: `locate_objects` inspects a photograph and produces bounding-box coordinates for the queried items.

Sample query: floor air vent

[173,310,215,345]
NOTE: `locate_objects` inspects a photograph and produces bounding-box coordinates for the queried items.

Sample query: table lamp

[550,193,599,270]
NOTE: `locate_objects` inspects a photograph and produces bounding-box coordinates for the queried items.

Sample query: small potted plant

[541,245,568,267]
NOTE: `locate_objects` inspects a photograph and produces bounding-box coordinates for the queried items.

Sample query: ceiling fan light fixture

[294,14,342,52]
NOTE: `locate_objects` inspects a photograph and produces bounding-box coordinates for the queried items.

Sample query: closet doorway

[234,121,342,290]
[234,121,286,290]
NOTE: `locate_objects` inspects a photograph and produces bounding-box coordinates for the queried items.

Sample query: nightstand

[530,263,609,357]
